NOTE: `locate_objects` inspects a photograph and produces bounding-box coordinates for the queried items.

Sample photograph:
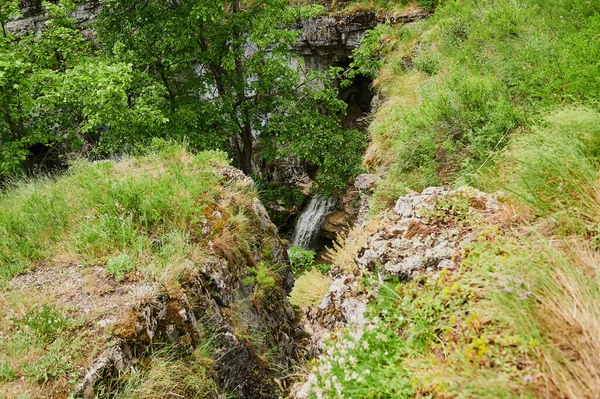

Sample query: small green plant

[243,262,276,289]
[288,246,316,275]
[22,352,71,383]
[413,50,441,76]
[419,192,474,224]
[0,363,16,382]
[19,304,69,343]
[106,253,136,280]
[313,263,332,275]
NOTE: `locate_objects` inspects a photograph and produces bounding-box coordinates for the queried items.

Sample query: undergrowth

[367,0,600,213]
[311,0,600,397]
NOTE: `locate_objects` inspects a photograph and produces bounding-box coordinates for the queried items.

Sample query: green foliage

[413,49,441,76]
[499,108,600,230]
[0,0,166,179]
[419,191,475,224]
[0,362,16,382]
[106,253,136,280]
[244,262,276,291]
[94,0,363,191]
[18,304,70,343]
[288,246,316,275]
[339,23,393,86]
[310,266,535,398]
[370,0,600,210]
[255,181,306,225]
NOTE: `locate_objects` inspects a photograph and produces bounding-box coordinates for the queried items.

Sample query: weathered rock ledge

[295,186,505,388]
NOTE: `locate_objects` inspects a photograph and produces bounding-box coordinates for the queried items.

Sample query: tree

[0,0,166,178]
[96,0,365,191]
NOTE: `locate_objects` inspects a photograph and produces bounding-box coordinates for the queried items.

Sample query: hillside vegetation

[0,143,297,398]
[303,0,600,398]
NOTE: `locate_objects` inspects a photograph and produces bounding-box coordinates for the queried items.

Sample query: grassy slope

[308,0,600,398]
[0,143,278,398]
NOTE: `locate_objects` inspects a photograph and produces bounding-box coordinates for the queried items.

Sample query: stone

[355,173,379,193]
[394,197,414,217]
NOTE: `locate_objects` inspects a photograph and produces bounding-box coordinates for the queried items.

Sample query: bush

[288,246,316,275]
[289,270,330,308]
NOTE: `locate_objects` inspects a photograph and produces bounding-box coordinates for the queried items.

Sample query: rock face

[296,186,505,372]
[354,173,379,225]
[6,0,100,36]
[294,8,431,69]
[8,168,299,399]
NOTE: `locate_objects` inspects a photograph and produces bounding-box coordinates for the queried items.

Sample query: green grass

[493,107,600,232]
[0,141,228,282]
[0,141,273,398]
[367,0,600,212]
[309,0,600,397]
[95,344,221,399]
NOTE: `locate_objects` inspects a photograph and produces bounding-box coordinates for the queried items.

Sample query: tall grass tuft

[502,108,600,230]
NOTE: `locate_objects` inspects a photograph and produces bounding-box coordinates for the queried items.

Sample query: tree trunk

[231,0,253,175]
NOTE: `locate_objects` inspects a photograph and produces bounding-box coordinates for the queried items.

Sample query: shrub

[288,246,316,275]
[288,270,331,308]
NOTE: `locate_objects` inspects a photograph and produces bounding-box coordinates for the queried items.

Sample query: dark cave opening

[335,59,375,132]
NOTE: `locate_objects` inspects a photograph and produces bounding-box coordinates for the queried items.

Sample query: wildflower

[524,375,533,383]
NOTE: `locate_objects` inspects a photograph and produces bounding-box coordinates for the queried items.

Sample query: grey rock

[394,197,414,217]
[355,173,379,193]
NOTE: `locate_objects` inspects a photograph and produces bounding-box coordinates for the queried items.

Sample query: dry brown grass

[324,211,393,272]
[289,270,331,308]
[528,242,600,398]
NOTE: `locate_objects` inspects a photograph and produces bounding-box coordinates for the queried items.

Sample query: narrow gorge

[2,0,600,398]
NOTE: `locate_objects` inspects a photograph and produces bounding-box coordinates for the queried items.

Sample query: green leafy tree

[0,0,167,178]
[96,0,365,191]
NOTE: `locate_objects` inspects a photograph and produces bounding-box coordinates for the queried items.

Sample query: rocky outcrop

[6,0,100,36]
[297,186,505,363]
[294,8,431,69]
[8,167,299,399]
